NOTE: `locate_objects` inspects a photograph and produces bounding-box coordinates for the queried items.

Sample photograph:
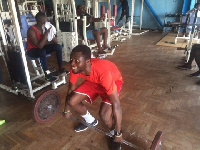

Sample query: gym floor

[1,31,200,150]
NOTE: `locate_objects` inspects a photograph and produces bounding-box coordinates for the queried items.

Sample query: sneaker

[58,68,70,75]
[45,74,58,82]
[190,71,200,77]
[177,64,192,70]
[75,119,98,132]
[110,138,122,150]
[0,120,5,125]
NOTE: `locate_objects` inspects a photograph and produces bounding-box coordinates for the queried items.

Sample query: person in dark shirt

[76,5,111,54]
[117,0,129,25]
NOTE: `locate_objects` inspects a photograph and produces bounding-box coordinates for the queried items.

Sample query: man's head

[76,5,86,16]
[35,11,47,25]
[70,45,91,74]
[195,2,200,10]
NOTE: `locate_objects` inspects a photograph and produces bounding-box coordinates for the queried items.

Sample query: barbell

[33,90,163,150]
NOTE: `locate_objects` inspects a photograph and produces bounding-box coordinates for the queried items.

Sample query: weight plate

[150,131,163,150]
[33,90,60,123]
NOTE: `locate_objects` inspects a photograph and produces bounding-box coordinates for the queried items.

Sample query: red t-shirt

[70,58,123,95]
[26,26,43,51]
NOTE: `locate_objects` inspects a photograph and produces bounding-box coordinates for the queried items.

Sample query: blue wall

[130,0,184,30]
[75,0,184,30]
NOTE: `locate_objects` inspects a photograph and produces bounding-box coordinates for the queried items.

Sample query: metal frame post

[8,0,34,98]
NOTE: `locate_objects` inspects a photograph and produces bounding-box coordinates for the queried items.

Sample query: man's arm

[91,15,105,22]
[108,91,123,143]
[108,91,122,133]
[86,13,105,23]
[91,17,101,22]
[27,27,50,49]
[63,82,76,116]
[100,71,123,142]
[46,36,58,45]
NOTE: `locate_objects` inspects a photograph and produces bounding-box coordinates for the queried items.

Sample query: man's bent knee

[67,93,87,107]
[67,95,78,107]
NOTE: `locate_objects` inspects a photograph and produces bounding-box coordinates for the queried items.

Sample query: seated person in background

[178,44,200,77]
[76,4,111,54]
[26,11,67,80]
[117,0,129,26]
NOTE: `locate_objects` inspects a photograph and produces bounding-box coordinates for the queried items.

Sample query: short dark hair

[35,11,46,22]
[195,2,200,8]
[72,45,91,60]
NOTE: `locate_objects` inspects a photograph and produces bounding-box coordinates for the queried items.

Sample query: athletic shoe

[58,68,70,75]
[110,138,122,150]
[0,120,5,125]
[75,119,98,132]
[45,74,58,82]
[190,71,200,77]
[50,69,70,77]
[177,64,192,70]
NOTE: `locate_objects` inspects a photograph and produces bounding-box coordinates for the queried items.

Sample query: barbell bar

[33,90,163,150]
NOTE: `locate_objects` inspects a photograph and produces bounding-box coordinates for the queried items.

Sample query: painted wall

[75,0,184,30]
[127,0,184,30]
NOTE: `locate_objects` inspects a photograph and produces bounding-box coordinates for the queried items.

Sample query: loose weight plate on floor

[33,90,61,123]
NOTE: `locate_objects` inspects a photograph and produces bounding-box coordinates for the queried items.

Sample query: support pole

[108,0,111,46]
[140,0,144,30]
[71,0,78,46]
[186,8,198,62]
[130,0,135,34]
[8,0,34,98]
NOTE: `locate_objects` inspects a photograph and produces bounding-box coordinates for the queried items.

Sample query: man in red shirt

[26,12,67,81]
[63,45,123,149]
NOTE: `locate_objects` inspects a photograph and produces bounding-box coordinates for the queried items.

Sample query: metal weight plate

[33,90,61,123]
[150,131,163,150]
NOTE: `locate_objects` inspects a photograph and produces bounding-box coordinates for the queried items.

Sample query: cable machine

[131,0,148,35]
[52,0,78,62]
[0,0,67,99]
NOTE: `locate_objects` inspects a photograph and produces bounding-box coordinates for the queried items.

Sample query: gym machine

[109,0,128,42]
[52,0,79,62]
[131,0,149,35]
[81,0,118,58]
[184,8,200,62]
[0,0,67,99]
[175,10,200,45]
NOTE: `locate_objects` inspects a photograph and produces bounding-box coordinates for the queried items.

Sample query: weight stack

[7,46,28,85]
